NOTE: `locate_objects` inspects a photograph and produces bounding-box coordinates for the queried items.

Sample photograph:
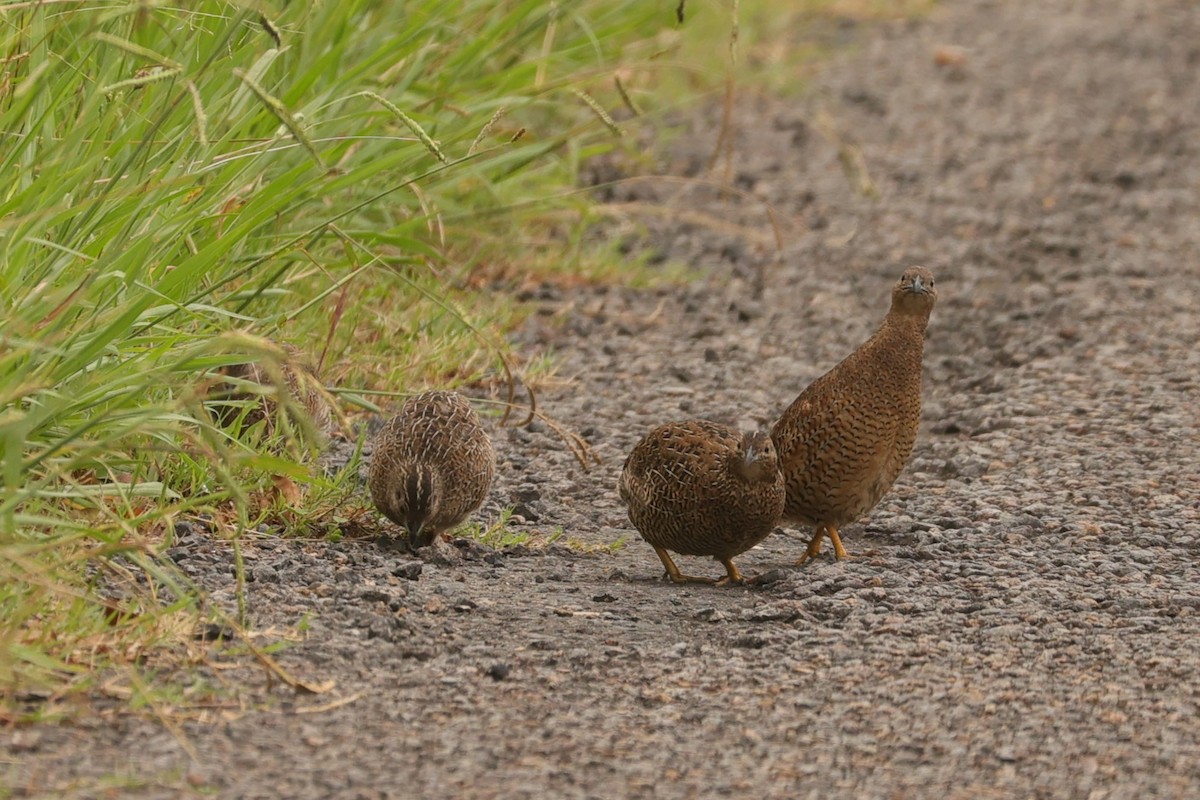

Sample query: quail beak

[910,275,927,294]
[407,524,435,551]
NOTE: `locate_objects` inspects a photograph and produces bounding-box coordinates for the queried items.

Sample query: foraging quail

[771,266,937,564]
[214,344,336,440]
[368,390,496,549]
[619,420,785,585]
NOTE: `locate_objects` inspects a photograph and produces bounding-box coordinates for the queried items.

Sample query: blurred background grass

[0,0,930,718]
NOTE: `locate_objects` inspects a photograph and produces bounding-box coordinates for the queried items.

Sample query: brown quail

[214,343,336,441]
[368,391,496,549]
[771,266,937,564]
[619,420,785,585]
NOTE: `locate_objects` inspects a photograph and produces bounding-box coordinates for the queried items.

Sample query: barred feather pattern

[368,391,496,547]
[771,266,937,531]
[619,420,785,561]
[216,344,335,439]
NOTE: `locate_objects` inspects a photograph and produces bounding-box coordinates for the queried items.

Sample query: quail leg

[795,526,826,565]
[654,546,717,585]
[795,524,850,565]
[714,557,746,587]
[826,524,849,560]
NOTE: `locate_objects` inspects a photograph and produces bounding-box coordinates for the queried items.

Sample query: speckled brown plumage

[771,266,937,564]
[213,344,336,442]
[368,391,496,549]
[619,420,785,585]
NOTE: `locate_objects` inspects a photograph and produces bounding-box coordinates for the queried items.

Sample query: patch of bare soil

[6,1,1200,797]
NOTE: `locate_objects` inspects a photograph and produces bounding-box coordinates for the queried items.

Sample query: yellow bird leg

[795,526,826,565]
[714,557,746,586]
[796,525,851,565]
[827,524,849,560]
[654,546,717,585]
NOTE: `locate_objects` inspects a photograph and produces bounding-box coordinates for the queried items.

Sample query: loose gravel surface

[6,1,1200,797]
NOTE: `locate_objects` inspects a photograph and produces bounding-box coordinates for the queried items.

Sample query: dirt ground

[6,0,1200,797]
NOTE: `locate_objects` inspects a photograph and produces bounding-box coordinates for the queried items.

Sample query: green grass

[0,0,931,719]
[459,508,548,550]
[459,512,627,554]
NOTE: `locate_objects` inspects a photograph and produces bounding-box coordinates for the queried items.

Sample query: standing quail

[368,391,496,549]
[619,420,786,585]
[771,266,937,564]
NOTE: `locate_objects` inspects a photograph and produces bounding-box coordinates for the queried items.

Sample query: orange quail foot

[619,421,785,585]
[771,266,937,564]
[368,391,496,549]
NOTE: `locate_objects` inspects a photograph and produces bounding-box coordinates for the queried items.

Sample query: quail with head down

[369,390,496,549]
[771,266,937,564]
[619,419,785,585]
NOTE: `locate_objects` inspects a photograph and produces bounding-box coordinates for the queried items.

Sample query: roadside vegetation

[0,0,930,719]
